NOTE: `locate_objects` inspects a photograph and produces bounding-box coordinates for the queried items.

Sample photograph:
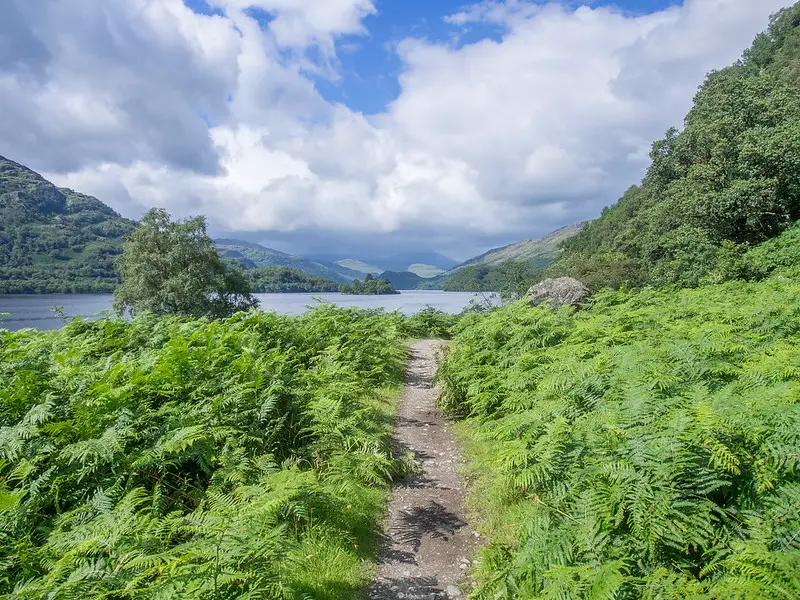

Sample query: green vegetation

[549,4,800,291]
[421,261,538,296]
[244,266,340,293]
[0,306,407,599]
[0,156,136,293]
[439,280,800,598]
[338,274,399,295]
[114,209,256,318]
[401,306,460,339]
[741,220,800,280]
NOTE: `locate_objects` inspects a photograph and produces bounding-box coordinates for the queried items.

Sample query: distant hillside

[306,251,456,279]
[334,259,383,275]
[379,270,424,290]
[452,222,585,272]
[0,155,136,293]
[380,251,456,275]
[215,239,362,283]
[420,222,585,291]
[406,264,445,277]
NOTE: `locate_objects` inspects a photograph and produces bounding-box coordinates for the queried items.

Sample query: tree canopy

[113,208,257,318]
[338,273,399,295]
[550,3,800,290]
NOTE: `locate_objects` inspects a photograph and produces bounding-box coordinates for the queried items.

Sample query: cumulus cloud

[0,0,793,257]
[215,0,375,51]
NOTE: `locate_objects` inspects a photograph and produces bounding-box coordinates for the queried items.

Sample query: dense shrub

[439,279,800,598]
[399,306,460,339]
[0,306,406,599]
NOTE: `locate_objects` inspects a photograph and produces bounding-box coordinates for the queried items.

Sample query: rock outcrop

[526,277,590,309]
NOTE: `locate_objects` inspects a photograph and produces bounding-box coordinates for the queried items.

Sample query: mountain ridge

[414,221,586,291]
[452,222,586,272]
[214,239,364,283]
[0,155,136,293]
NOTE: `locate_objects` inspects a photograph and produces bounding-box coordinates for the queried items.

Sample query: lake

[0,290,496,332]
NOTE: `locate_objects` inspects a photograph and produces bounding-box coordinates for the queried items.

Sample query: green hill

[244,266,340,293]
[334,259,383,275]
[379,270,424,289]
[215,239,363,284]
[453,222,585,272]
[549,4,800,291]
[419,222,584,292]
[0,156,136,293]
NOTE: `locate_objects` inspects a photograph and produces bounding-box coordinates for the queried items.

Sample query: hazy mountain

[306,250,456,279]
[378,271,424,290]
[380,251,457,273]
[451,222,586,273]
[405,264,445,278]
[334,259,384,275]
[0,155,136,293]
[215,239,363,284]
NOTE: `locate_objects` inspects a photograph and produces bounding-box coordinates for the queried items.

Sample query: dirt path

[369,340,479,599]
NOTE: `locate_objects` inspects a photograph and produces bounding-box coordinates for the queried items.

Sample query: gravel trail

[369,340,480,599]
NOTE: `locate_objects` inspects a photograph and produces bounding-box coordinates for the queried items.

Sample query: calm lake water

[0,291,494,332]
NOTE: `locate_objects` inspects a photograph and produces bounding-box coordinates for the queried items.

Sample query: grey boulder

[526,277,590,309]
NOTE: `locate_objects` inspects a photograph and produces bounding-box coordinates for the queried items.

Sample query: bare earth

[369,340,480,599]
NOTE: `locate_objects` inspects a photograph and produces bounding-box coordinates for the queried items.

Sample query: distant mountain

[0,155,136,293]
[379,271,424,290]
[305,250,456,279]
[406,264,445,278]
[215,239,363,284]
[452,222,586,272]
[334,259,383,275]
[419,223,586,292]
[380,251,457,274]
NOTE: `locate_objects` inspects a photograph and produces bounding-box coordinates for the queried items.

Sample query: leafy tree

[338,273,400,295]
[113,208,257,317]
[550,4,800,289]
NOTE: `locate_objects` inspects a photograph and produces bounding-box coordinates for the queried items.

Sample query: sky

[0,0,794,260]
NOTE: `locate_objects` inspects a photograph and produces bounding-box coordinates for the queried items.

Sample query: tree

[113,208,257,317]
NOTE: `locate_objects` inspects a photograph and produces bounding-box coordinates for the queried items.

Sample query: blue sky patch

[182,0,678,115]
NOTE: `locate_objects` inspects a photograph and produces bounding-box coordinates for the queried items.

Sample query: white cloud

[444,0,543,26]
[216,0,376,49]
[0,0,794,256]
